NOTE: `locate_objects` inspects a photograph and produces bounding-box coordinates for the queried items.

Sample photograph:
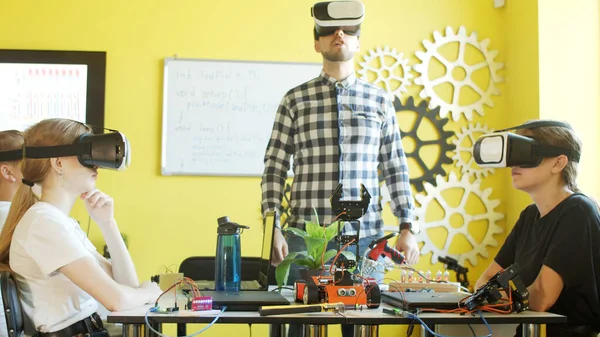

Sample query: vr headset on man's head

[473,120,580,168]
[311,1,364,37]
[0,128,130,171]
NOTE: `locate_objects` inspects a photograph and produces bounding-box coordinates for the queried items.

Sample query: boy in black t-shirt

[474,120,600,337]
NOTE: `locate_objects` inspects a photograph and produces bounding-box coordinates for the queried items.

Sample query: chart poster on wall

[0,50,106,131]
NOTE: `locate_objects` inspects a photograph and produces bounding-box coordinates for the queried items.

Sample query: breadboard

[158,273,184,291]
[387,281,462,293]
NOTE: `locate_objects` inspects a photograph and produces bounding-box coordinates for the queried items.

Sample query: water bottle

[215,216,249,292]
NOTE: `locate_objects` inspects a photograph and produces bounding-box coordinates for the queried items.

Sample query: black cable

[248,323,252,337]
[406,320,415,337]
[272,287,294,291]
[468,324,476,337]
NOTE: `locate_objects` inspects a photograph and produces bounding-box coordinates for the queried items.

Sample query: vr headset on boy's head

[473,120,580,168]
[311,1,364,37]
[0,129,130,171]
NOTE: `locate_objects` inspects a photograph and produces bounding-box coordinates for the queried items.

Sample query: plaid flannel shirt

[261,70,415,238]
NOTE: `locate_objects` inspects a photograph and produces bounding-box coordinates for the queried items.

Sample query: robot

[293,184,386,308]
[464,264,529,312]
[293,231,408,307]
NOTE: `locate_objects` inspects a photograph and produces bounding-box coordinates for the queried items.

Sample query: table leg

[269,323,285,337]
[522,324,540,337]
[420,323,435,337]
[177,323,186,336]
[303,324,328,337]
[122,324,147,337]
[353,325,379,337]
[121,322,162,337]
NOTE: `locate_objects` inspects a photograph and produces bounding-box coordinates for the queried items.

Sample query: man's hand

[395,230,419,265]
[271,228,288,266]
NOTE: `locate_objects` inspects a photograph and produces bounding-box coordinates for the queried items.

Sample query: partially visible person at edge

[475,121,600,337]
[0,118,162,337]
[0,130,24,337]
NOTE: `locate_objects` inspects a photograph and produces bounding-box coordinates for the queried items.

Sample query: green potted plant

[275,215,356,289]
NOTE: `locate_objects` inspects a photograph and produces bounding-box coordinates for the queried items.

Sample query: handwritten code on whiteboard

[161,58,321,176]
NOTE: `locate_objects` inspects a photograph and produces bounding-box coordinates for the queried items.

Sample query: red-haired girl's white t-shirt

[9,202,98,333]
[0,200,11,337]
[0,201,10,230]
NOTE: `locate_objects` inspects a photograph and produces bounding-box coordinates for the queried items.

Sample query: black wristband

[400,223,416,235]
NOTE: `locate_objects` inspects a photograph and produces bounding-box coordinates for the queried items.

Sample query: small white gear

[358,46,413,98]
[414,26,504,121]
[453,123,496,179]
[415,172,504,266]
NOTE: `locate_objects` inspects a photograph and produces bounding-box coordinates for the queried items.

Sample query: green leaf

[284,227,308,238]
[304,221,324,238]
[275,259,293,289]
[324,222,339,242]
[322,249,338,265]
[275,252,304,288]
[295,257,320,270]
[304,236,327,264]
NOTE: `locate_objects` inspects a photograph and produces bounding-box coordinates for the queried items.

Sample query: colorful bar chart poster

[0,63,87,131]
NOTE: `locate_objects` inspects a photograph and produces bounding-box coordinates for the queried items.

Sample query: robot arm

[464,264,529,312]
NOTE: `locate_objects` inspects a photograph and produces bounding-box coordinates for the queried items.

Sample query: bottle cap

[217,216,250,234]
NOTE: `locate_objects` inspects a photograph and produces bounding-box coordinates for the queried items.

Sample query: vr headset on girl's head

[0,129,130,171]
[312,1,364,37]
[473,120,580,168]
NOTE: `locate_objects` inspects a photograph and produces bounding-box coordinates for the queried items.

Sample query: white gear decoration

[380,181,392,205]
[453,123,496,179]
[414,26,504,121]
[358,46,413,98]
[415,172,504,266]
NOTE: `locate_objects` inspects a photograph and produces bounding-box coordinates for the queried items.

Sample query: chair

[178,256,276,284]
[1,271,24,337]
[177,257,276,336]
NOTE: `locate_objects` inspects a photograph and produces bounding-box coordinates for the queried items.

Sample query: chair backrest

[1,271,24,337]
[178,256,215,281]
[179,256,275,284]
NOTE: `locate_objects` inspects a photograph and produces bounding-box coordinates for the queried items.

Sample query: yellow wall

[2,0,596,336]
[0,0,515,280]
[538,0,600,201]
[500,0,542,249]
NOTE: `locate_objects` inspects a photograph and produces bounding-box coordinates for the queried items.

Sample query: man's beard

[322,49,354,62]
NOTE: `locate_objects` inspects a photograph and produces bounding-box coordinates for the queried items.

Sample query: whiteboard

[161,58,322,176]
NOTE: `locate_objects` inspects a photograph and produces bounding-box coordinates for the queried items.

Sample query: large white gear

[415,172,504,266]
[453,123,496,179]
[358,46,413,98]
[414,26,504,121]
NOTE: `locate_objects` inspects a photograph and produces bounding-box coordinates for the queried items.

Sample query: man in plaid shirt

[261,0,418,279]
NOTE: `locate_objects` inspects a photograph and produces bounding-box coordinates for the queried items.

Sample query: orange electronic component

[294,275,380,308]
[294,280,306,302]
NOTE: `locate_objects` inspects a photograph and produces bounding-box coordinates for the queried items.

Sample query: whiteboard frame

[0,49,106,130]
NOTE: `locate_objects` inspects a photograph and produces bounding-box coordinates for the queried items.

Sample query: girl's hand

[81,190,115,227]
